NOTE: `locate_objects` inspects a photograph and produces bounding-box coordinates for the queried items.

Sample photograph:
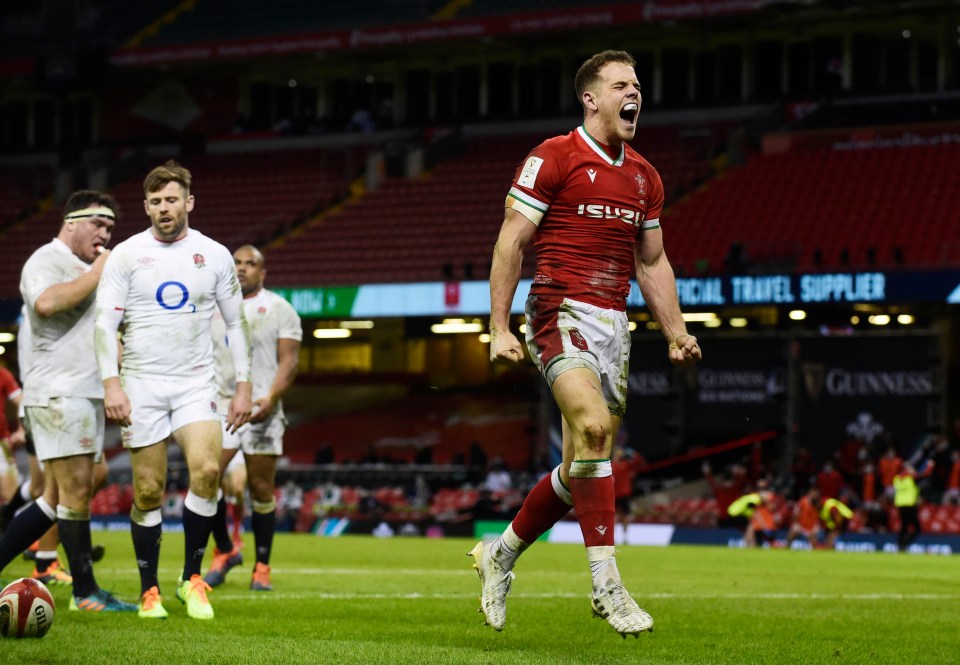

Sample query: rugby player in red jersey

[470,50,701,638]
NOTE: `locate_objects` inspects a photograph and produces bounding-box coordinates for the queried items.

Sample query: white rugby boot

[591,581,654,638]
[468,540,515,631]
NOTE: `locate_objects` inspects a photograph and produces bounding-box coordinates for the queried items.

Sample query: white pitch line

[199,591,960,602]
[91,567,960,602]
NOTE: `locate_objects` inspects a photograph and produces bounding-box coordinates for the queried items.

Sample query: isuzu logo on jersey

[577,204,646,228]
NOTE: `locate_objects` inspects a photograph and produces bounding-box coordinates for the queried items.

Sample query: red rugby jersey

[0,366,21,439]
[507,126,664,311]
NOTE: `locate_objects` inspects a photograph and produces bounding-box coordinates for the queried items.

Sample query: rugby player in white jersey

[0,190,136,612]
[2,309,110,585]
[203,245,301,592]
[94,161,253,620]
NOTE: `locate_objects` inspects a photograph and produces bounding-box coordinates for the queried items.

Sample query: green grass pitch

[1,531,957,664]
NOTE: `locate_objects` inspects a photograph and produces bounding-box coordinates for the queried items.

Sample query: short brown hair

[143,159,192,196]
[574,50,637,102]
[63,190,118,219]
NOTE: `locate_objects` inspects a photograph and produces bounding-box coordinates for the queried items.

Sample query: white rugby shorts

[120,375,219,449]
[221,411,285,456]
[525,295,632,417]
[25,397,104,462]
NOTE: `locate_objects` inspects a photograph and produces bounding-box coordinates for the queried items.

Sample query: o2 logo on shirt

[156,281,196,313]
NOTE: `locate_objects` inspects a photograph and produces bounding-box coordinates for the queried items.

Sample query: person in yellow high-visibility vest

[893,461,934,551]
[819,496,854,549]
[728,490,776,547]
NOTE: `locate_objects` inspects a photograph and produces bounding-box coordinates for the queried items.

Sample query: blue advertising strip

[3,270,960,323]
[631,270,960,308]
[92,513,960,553]
[671,527,959,555]
[293,269,960,318]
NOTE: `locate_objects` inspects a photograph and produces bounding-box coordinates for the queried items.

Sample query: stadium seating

[89,483,134,516]
[137,0,440,48]
[265,124,729,285]
[0,165,52,231]
[663,142,960,275]
[281,390,537,470]
[84,479,960,539]
[132,0,671,48]
[0,146,363,298]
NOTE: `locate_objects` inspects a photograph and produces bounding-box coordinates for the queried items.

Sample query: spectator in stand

[702,462,749,527]
[612,447,645,545]
[483,458,512,493]
[278,479,303,532]
[837,435,865,487]
[926,435,953,500]
[941,449,960,506]
[860,462,888,532]
[746,441,770,486]
[469,488,505,521]
[468,442,487,486]
[409,474,431,511]
[162,491,185,520]
[318,481,343,517]
[893,461,933,552]
[816,461,844,500]
[786,486,821,548]
[878,444,903,499]
[790,447,817,498]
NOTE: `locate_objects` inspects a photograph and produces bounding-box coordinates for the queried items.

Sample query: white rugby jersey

[95,228,251,383]
[19,239,103,405]
[17,305,32,380]
[211,288,302,416]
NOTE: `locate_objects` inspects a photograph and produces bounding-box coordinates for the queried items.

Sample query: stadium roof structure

[109,0,842,67]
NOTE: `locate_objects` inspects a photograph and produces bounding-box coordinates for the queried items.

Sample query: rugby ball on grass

[0,578,55,638]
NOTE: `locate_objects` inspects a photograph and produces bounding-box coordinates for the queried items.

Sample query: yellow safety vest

[893,474,919,507]
[727,493,760,518]
[820,498,853,530]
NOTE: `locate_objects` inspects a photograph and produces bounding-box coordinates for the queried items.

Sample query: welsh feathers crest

[635,174,647,199]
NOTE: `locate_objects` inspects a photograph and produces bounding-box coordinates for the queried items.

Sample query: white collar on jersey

[577,125,624,167]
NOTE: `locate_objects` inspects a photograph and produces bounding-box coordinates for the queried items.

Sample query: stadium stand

[265,122,731,285]
[0,145,365,298]
[0,164,53,231]
[136,0,445,47]
[280,391,535,469]
[85,480,960,538]
[0,1,179,54]
[4,0,960,556]
[131,0,695,48]
[662,140,960,275]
